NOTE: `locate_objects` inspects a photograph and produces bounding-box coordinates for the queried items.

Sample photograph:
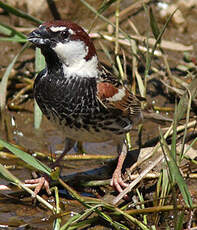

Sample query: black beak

[28,26,50,46]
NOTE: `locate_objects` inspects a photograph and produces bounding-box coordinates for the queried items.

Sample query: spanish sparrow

[27,21,142,194]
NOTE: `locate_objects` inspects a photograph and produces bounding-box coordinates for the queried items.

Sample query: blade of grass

[60,213,83,230]
[153,168,169,225]
[59,178,145,230]
[87,0,117,33]
[114,206,150,230]
[115,0,124,80]
[0,162,21,183]
[0,163,55,211]
[184,137,197,156]
[0,1,42,24]
[144,7,177,79]
[159,129,193,208]
[149,7,161,43]
[0,22,27,42]
[160,169,170,207]
[171,102,178,161]
[180,88,192,160]
[177,77,197,121]
[34,47,45,129]
[62,204,103,229]
[0,42,28,110]
[51,187,61,230]
[80,0,135,43]
[0,138,51,175]
[98,0,117,14]
[175,211,184,230]
[0,37,27,42]
[65,218,98,230]
[136,189,147,225]
[154,170,162,207]
[79,0,115,30]
[159,134,180,224]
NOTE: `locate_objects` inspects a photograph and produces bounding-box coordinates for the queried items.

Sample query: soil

[0,0,197,229]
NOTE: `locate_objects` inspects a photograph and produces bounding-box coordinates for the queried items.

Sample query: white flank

[108,87,126,102]
[53,40,99,77]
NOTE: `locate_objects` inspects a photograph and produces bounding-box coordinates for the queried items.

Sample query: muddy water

[0,1,197,229]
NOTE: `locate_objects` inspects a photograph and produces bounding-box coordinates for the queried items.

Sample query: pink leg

[110,142,128,193]
[25,138,75,196]
[25,176,51,196]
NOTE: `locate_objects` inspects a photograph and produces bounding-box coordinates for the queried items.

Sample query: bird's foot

[25,175,51,196]
[110,168,128,193]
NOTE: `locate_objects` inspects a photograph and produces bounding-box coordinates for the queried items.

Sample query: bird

[27,20,142,195]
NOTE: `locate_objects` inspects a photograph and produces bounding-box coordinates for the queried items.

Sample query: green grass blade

[65,218,97,230]
[160,168,170,205]
[52,187,61,230]
[98,0,117,14]
[0,42,28,110]
[0,1,42,24]
[171,103,178,160]
[0,163,55,211]
[0,22,26,40]
[35,48,45,73]
[144,7,177,78]
[34,101,43,129]
[160,131,193,208]
[177,77,197,121]
[61,213,82,230]
[0,139,51,175]
[79,0,116,29]
[34,48,45,129]
[0,163,20,183]
[184,137,197,156]
[0,37,27,42]
[62,204,102,229]
[175,211,184,230]
[149,7,160,42]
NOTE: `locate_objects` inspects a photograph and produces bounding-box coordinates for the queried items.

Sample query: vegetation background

[0,0,197,229]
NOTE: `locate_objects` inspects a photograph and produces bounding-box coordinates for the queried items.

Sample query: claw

[110,142,129,195]
[25,176,51,196]
[110,168,128,193]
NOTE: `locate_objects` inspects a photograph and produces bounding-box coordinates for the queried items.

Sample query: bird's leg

[110,141,128,193]
[25,138,75,195]
[51,138,75,167]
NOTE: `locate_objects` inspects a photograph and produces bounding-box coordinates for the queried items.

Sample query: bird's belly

[57,124,113,142]
[48,112,127,143]
[34,75,132,143]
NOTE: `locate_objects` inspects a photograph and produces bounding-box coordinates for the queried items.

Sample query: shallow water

[0,0,197,229]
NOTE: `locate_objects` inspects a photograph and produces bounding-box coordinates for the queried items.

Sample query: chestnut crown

[28,21,97,60]
[28,21,99,77]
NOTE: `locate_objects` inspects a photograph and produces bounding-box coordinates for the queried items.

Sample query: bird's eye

[60,30,69,39]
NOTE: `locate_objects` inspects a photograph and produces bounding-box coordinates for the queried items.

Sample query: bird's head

[28,21,98,77]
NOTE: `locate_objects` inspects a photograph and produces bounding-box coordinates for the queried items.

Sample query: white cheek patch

[53,40,88,65]
[53,40,99,78]
[108,88,126,102]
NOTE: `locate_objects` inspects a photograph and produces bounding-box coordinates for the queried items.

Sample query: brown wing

[96,67,142,120]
